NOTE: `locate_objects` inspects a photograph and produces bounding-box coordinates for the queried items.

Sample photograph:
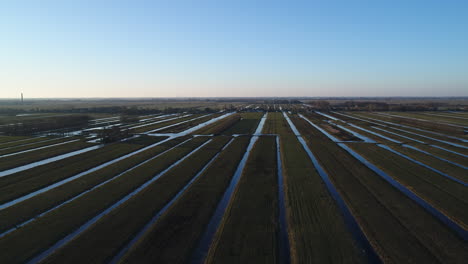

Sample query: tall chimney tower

[21,92,23,103]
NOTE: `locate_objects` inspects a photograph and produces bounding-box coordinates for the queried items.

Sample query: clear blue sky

[1,0,467,98]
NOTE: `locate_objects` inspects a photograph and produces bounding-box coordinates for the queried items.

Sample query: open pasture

[0,106,466,264]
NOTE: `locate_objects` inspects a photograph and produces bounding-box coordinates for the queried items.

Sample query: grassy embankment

[0,137,209,264]
[292,114,468,263]
[42,136,232,263]
[263,112,365,263]
[119,136,250,263]
[205,136,279,263]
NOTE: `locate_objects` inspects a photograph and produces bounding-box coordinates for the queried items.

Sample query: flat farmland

[0,109,467,264]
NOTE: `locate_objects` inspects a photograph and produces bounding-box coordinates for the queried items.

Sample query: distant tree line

[302,100,467,112]
[0,106,220,115]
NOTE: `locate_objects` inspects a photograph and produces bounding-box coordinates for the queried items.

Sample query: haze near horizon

[1,0,467,98]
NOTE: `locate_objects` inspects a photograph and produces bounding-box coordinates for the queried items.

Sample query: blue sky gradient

[1,0,467,97]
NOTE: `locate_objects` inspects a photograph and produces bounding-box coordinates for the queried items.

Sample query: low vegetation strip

[0,143,143,204]
[119,136,250,264]
[293,114,468,263]
[223,112,263,135]
[0,140,93,172]
[0,137,189,236]
[265,112,366,263]
[205,136,279,263]
[192,113,241,135]
[348,143,468,229]
[42,137,231,264]
[0,137,208,264]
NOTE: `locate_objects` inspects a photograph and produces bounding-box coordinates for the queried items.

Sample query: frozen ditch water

[284,112,380,263]
[386,126,468,149]
[430,145,468,158]
[315,112,399,143]
[403,144,468,170]
[315,111,339,121]
[191,113,267,264]
[276,136,291,264]
[148,112,235,137]
[125,114,191,131]
[378,144,467,187]
[348,123,401,144]
[371,126,426,144]
[0,139,80,159]
[138,113,176,123]
[0,137,63,151]
[26,139,212,264]
[339,143,468,241]
[333,112,468,143]
[0,145,102,178]
[332,123,375,143]
[143,114,212,134]
[0,138,192,238]
[298,114,339,142]
[378,113,466,129]
[0,137,176,209]
[109,137,236,263]
[361,113,468,143]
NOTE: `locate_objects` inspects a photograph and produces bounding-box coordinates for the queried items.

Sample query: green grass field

[41,136,231,264]
[0,137,209,264]
[264,112,365,263]
[205,136,279,263]
[120,136,251,264]
[293,114,468,263]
